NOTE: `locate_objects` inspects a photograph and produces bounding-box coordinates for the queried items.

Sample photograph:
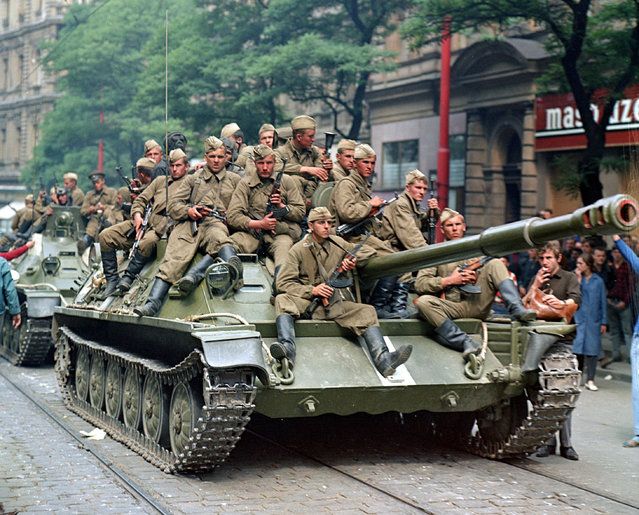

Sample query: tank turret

[51,194,639,474]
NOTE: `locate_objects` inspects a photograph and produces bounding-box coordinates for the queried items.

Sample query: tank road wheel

[169,381,203,456]
[74,348,91,401]
[122,366,143,430]
[89,355,106,410]
[476,394,528,444]
[104,360,123,419]
[142,374,170,446]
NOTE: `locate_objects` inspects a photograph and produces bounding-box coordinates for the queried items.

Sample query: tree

[403,0,639,204]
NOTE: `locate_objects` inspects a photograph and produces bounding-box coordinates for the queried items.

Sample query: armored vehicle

[52,194,637,473]
[1,206,91,366]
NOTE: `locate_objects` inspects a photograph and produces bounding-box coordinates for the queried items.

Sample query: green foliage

[550,155,581,198]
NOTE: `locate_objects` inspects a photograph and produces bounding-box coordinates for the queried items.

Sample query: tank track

[463,346,581,459]
[0,315,53,367]
[54,326,257,474]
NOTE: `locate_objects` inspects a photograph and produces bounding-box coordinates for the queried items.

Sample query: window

[448,134,466,212]
[381,139,418,190]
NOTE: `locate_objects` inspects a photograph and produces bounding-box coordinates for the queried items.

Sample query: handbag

[524,286,578,323]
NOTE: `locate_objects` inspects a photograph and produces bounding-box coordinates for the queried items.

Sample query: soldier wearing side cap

[332,139,357,181]
[275,115,332,205]
[258,123,276,148]
[97,155,188,298]
[78,171,118,253]
[227,145,305,272]
[272,207,412,377]
[134,136,243,317]
[63,172,84,206]
[414,208,535,363]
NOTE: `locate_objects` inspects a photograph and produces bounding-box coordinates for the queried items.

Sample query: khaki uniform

[275,139,324,201]
[80,187,118,239]
[157,167,240,284]
[328,171,393,255]
[99,174,185,257]
[331,161,350,181]
[414,258,509,327]
[275,233,377,335]
[378,191,429,251]
[70,187,85,207]
[11,206,42,232]
[227,170,305,266]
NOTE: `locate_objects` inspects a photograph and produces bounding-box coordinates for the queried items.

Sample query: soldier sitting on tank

[377,169,440,319]
[227,145,305,276]
[272,206,413,377]
[28,187,73,235]
[63,172,84,206]
[331,139,357,182]
[98,152,189,298]
[414,208,536,363]
[328,143,397,318]
[134,136,242,316]
[78,171,118,254]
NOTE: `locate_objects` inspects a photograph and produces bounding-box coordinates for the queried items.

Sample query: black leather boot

[176,254,216,295]
[99,250,119,299]
[133,278,171,317]
[434,319,481,362]
[77,235,94,254]
[363,326,412,377]
[370,276,396,319]
[388,282,416,319]
[218,244,243,278]
[498,279,536,322]
[270,314,297,365]
[116,250,148,295]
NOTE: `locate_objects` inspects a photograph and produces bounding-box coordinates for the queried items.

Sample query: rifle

[324,132,336,157]
[128,201,153,258]
[190,205,227,236]
[452,256,494,295]
[264,158,288,220]
[304,233,372,318]
[116,166,144,196]
[427,179,438,244]
[336,194,399,237]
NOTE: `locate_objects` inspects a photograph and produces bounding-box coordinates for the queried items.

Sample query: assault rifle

[453,256,494,295]
[336,194,399,237]
[264,158,288,220]
[116,166,144,196]
[190,205,227,236]
[128,201,153,258]
[324,132,335,157]
[427,179,438,244]
[304,233,372,318]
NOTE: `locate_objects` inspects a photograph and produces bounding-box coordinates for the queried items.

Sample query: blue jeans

[608,303,633,359]
[632,333,639,436]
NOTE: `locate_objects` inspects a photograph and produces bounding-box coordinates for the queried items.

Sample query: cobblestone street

[2,361,638,514]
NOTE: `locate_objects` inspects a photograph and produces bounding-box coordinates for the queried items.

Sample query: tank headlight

[42,256,61,275]
[206,263,232,296]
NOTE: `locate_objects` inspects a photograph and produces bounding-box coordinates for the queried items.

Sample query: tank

[1,206,92,366]
[52,194,638,473]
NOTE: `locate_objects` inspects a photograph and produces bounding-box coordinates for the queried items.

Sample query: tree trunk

[578,127,605,205]
[347,72,370,140]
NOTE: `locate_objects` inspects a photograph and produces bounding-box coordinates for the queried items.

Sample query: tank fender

[522,331,560,372]
[21,290,61,318]
[194,330,270,385]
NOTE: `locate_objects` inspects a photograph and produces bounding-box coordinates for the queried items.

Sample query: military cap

[24,194,34,202]
[136,157,156,174]
[118,186,131,203]
[291,115,316,131]
[63,172,78,181]
[259,123,275,136]
[169,148,187,163]
[337,139,357,152]
[204,136,225,153]
[56,187,67,196]
[221,122,242,139]
[89,171,105,182]
[440,207,464,224]
[354,144,376,159]
[405,169,427,186]
[252,144,276,161]
[144,139,161,153]
[308,206,334,223]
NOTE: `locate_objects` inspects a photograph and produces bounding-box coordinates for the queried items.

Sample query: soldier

[377,169,439,318]
[328,143,396,316]
[331,139,357,181]
[98,156,181,297]
[78,171,118,254]
[275,115,331,204]
[414,208,535,362]
[258,123,276,148]
[144,139,163,165]
[11,194,41,234]
[272,206,412,376]
[227,145,305,271]
[63,172,84,206]
[221,122,246,154]
[221,137,245,175]
[134,136,242,316]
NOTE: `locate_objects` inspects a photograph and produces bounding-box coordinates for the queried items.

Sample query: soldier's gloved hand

[312,283,334,299]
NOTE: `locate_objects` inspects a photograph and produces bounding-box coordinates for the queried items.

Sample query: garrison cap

[169,148,187,163]
[204,136,225,153]
[220,122,242,139]
[144,139,161,153]
[440,207,464,224]
[89,171,105,182]
[405,169,427,186]
[308,206,334,223]
[136,157,156,174]
[25,194,34,202]
[63,172,78,181]
[252,144,276,161]
[291,115,316,131]
[337,139,357,152]
[354,144,376,159]
[259,123,275,135]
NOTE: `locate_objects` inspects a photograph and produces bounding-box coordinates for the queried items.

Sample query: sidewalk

[596,333,633,383]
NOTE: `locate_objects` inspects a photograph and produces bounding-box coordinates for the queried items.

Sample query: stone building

[0,0,76,204]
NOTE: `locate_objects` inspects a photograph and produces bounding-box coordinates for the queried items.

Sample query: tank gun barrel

[360,194,638,281]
